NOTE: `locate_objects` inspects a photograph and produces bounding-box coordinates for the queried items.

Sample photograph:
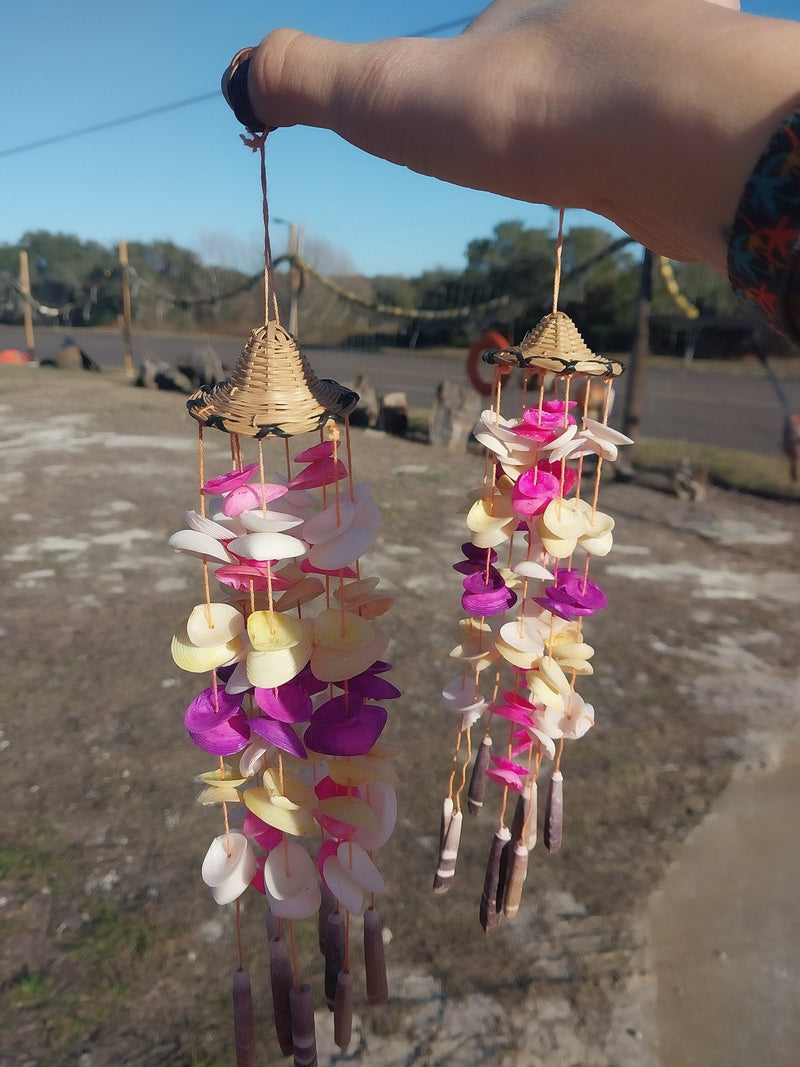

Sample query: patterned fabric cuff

[727,105,800,344]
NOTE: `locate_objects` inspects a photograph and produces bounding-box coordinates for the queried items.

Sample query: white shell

[239,510,304,533]
[308,526,375,571]
[263,842,321,919]
[351,483,382,530]
[201,831,257,905]
[169,529,231,564]
[513,560,554,581]
[238,738,276,778]
[336,841,385,894]
[351,782,397,852]
[224,660,253,694]
[302,500,356,545]
[185,510,236,540]
[322,855,364,915]
[228,532,306,562]
[441,676,486,715]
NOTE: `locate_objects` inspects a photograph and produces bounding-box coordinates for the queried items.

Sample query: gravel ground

[0,364,797,1066]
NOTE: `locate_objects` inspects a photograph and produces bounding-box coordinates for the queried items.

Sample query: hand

[240,0,800,271]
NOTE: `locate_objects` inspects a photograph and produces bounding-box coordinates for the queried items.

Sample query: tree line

[0,223,754,355]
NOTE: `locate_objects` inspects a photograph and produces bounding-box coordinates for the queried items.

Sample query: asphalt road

[3,323,799,458]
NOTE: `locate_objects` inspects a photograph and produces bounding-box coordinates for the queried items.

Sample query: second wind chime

[430,210,633,927]
[167,60,632,1067]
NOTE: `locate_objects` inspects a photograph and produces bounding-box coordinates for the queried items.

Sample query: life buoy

[466,330,511,396]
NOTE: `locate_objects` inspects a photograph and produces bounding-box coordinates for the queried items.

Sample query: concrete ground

[649,732,800,1066]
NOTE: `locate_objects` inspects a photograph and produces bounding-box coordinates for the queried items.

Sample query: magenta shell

[288,457,347,490]
[242,811,284,851]
[300,558,358,579]
[222,481,288,517]
[203,462,259,495]
[314,777,363,839]
[512,469,561,516]
[490,755,530,777]
[294,441,336,463]
[490,697,535,727]
[486,766,526,792]
[250,855,267,895]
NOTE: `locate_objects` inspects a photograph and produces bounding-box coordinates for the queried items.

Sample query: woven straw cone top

[187,323,359,438]
[518,311,624,377]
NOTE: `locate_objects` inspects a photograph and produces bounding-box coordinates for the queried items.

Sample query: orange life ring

[466,330,510,396]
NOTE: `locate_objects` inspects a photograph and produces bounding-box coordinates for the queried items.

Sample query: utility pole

[619,246,654,472]
[119,240,134,377]
[19,251,34,356]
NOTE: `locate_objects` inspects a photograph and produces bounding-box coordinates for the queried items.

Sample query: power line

[408,15,478,35]
[0,14,478,160]
[0,93,219,160]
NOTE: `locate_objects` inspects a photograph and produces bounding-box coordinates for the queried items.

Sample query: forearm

[242,0,800,272]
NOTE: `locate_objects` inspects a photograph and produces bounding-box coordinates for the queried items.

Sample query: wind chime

[168,131,398,1065]
[432,211,633,929]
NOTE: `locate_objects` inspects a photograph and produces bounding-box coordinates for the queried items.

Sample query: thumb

[237,29,452,171]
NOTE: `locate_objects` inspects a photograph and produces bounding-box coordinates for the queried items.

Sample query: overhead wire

[0,14,478,160]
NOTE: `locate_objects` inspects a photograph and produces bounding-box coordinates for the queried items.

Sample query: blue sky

[1,1,794,278]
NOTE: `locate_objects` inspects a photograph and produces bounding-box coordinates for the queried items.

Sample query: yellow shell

[244,788,318,837]
[315,795,379,831]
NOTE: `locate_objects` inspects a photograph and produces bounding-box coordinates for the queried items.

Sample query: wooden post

[288,222,301,336]
[19,251,35,356]
[119,240,134,377]
[619,246,654,472]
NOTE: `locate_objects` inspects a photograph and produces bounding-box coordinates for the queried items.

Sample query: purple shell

[188,708,251,755]
[254,680,313,723]
[184,686,243,733]
[461,569,517,616]
[304,696,387,757]
[249,717,307,760]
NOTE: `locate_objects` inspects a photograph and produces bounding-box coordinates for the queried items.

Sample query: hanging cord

[241,131,279,329]
[552,207,565,314]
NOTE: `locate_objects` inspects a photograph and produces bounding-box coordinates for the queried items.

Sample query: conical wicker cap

[187,323,359,438]
[518,311,624,377]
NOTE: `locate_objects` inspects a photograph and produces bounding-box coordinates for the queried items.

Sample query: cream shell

[327,756,401,788]
[315,796,379,832]
[246,620,314,688]
[186,602,245,648]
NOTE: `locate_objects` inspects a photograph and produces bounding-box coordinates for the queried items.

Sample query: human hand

[235,0,799,271]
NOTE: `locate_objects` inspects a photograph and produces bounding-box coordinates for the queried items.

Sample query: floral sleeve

[727,105,800,343]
